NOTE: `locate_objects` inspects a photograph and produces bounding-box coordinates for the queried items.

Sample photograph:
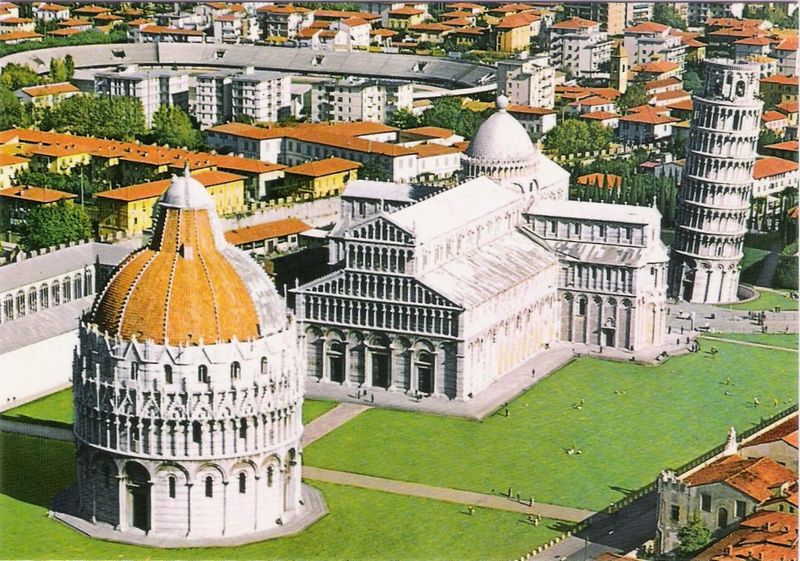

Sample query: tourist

[531,368,536,377]
[753,397,760,407]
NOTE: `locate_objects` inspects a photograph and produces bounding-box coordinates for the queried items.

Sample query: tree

[683,70,702,93]
[676,512,712,558]
[421,97,486,138]
[759,129,784,150]
[233,113,255,124]
[149,104,203,149]
[387,108,420,130]
[359,159,390,181]
[42,94,146,141]
[616,83,649,114]
[18,201,92,251]
[652,3,687,30]
[0,85,28,129]
[49,57,68,83]
[64,54,75,80]
[0,63,42,90]
[543,119,613,156]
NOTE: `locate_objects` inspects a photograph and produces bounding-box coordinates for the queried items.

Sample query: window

[62,278,71,303]
[39,285,49,309]
[85,270,93,295]
[198,365,209,383]
[27,288,37,313]
[573,222,581,235]
[164,365,173,384]
[266,466,274,487]
[239,420,247,440]
[549,220,556,234]
[238,472,246,494]
[735,500,747,519]
[670,505,680,522]
[2,295,12,322]
[260,357,268,375]
[51,282,60,306]
[231,361,241,380]
[701,493,711,512]
[205,476,213,498]
[578,298,587,316]
[130,362,139,380]
[599,224,606,237]
[192,421,202,444]
[15,291,25,318]
[74,274,83,299]
[168,475,177,498]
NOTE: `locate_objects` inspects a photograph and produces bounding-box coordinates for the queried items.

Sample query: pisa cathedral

[295,96,669,401]
[62,169,325,544]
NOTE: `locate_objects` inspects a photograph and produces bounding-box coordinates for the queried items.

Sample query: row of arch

[349,220,410,243]
[346,243,411,273]
[1,270,93,324]
[315,271,450,306]
[693,100,760,132]
[672,229,744,259]
[679,177,752,209]
[675,205,749,235]
[684,153,755,184]
[562,264,635,294]
[689,129,758,159]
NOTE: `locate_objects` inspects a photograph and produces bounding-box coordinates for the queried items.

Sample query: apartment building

[311,77,413,123]
[624,22,687,69]
[562,3,627,36]
[550,17,612,79]
[496,55,555,109]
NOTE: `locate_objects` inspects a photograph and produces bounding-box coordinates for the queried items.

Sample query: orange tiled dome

[91,170,284,345]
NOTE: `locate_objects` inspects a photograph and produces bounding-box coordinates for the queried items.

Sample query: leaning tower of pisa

[668,59,763,304]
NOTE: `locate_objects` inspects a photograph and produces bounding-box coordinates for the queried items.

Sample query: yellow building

[386,6,425,30]
[15,82,81,107]
[26,143,91,173]
[0,153,29,188]
[494,13,534,53]
[760,75,799,107]
[95,170,246,236]
[283,157,360,198]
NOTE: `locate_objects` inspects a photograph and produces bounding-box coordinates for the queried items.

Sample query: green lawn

[302,399,339,425]
[702,333,798,349]
[0,432,565,561]
[2,391,338,428]
[1,389,73,426]
[305,342,796,512]
[722,288,799,312]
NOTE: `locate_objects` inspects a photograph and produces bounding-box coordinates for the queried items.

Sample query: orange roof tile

[620,106,677,125]
[224,218,311,246]
[341,16,369,27]
[446,2,484,10]
[140,25,205,36]
[388,6,424,16]
[0,30,41,41]
[645,77,682,91]
[0,153,28,166]
[313,9,380,21]
[257,4,310,14]
[19,82,79,97]
[412,143,461,158]
[404,126,456,138]
[550,17,597,30]
[0,185,75,203]
[48,27,81,36]
[496,12,538,29]
[762,110,788,123]
[693,511,797,561]
[685,455,796,502]
[0,16,32,24]
[761,74,800,86]
[631,61,680,74]
[72,4,108,14]
[735,36,772,46]
[765,140,799,152]
[409,22,453,32]
[776,100,799,114]
[96,170,245,202]
[580,111,620,121]
[370,28,398,36]
[454,26,485,35]
[58,17,91,27]
[571,95,614,107]
[625,21,670,34]
[775,35,798,51]
[577,173,622,189]
[284,156,360,177]
[36,3,68,12]
[652,89,690,102]
[666,99,693,112]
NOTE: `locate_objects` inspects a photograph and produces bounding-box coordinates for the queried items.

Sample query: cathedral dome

[90,168,286,345]
[465,95,538,165]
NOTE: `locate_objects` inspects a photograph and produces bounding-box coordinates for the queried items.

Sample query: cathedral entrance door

[371,352,390,389]
[603,328,615,347]
[328,341,345,383]
[418,365,434,394]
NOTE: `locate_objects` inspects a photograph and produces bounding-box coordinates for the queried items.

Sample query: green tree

[233,113,255,124]
[616,83,649,114]
[0,63,42,90]
[759,128,784,150]
[543,119,613,156]
[49,57,68,83]
[421,97,486,138]
[676,512,712,558]
[18,201,92,250]
[387,108,421,129]
[64,54,75,80]
[149,104,203,149]
[0,85,28,129]
[683,70,702,93]
[359,159,390,181]
[652,3,687,30]
[43,94,146,141]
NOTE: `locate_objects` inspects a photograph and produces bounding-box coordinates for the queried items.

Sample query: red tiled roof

[742,413,798,445]
[96,170,245,202]
[0,30,41,41]
[775,35,798,51]
[19,82,79,97]
[284,156,360,177]
[507,104,557,116]
[496,12,539,29]
[631,61,679,74]
[625,21,670,34]
[580,111,620,121]
[388,6,424,16]
[761,74,800,86]
[735,36,772,46]
[140,25,204,36]
[620,106,677,125]
[551,17,597,30]
[775,100,799,114]
[762,110,788,123]
[685,455,796,502]
[645,77,682,91]
[765,140,799,152]
[693,510,797,561]
[0,185,75,203]
[224,218,311,246]
[666,99,693,112]
[404,126,456,138]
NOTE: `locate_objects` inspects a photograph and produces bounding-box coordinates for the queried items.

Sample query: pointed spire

[723,426,738,456]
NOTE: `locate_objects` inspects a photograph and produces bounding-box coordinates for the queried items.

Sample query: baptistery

[62,168,322,545]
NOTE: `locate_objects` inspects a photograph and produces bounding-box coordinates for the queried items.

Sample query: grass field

[0,432,564,561]
[722,288,799,312]
[305,341,796,512]
[702,333,798,349]
[2,391,338,427]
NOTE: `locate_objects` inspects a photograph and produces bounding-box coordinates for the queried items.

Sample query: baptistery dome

[91,168,285,345]
[465,95,538,165]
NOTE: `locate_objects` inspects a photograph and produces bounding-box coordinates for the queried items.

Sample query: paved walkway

[301,403,370,447]
[700,335,798,352]
[303,466,595,523]
[0,417,73,441]
[666,294,798,335]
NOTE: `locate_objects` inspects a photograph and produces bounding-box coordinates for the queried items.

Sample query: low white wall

[0,330,76,412]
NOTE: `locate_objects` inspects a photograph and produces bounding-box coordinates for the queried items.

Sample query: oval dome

[91,169,286,345]
[465,95,538,164]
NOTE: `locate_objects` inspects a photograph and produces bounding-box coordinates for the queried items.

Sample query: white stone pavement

[301,402,370,447]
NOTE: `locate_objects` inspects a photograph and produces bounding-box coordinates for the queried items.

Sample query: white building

[311,77,413,123]
[496,57,556,109]
[749,156,799,233]
[773,36,798,77]
[58,170,325,545]
[507,105,558,138]
[293,97,668,402]
[0,242,129,410]
[623,22,687,69]
[230,67,292,124]
[194,70,234,130]
[687,2,744,25]
[94,65,190,127]
[549,17,612,79]
[33,2,69,22]
[669,59,763,304]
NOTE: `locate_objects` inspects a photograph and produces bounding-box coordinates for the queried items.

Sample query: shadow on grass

[0,414,72,431]
[0,432,75,509]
